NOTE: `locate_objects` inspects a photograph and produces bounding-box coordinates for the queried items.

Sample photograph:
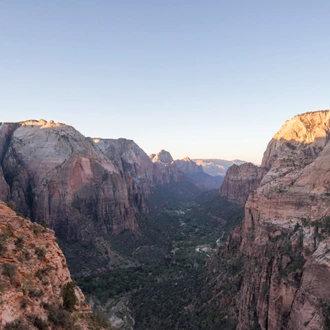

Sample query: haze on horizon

[1,1,329,165]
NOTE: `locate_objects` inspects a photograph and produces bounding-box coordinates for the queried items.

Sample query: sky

[1,1,330,164]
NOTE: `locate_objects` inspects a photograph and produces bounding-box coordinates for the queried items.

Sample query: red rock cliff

[0,201,95,329]
[212,110,330,330]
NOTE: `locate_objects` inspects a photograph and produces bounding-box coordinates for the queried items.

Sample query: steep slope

[219,162,267,206]
[93,138,154,195]
[212,110,330,330]
[0,201,99,329]
[0,120,144,240]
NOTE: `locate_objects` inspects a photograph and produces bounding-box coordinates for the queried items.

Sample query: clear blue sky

[1,1,329,164]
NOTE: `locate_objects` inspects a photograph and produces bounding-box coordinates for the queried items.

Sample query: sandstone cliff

[219,162,267,206]
[214,110,330,330]
[0,120,144,240]
[0,201,97,329]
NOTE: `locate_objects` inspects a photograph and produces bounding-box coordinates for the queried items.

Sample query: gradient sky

[1,1,330,164]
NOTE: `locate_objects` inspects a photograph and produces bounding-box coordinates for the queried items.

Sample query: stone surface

[0,201,93,329]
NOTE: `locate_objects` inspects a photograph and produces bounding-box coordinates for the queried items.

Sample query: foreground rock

[0,201,102,329]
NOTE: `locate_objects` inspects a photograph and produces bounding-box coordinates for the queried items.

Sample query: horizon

[1,1,330,164]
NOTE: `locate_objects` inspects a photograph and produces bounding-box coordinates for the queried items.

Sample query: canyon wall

[211,110,330,330]
[219,162,267,206]
[0,120,144,240]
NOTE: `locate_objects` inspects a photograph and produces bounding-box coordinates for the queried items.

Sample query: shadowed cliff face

[0,120,144,240]
[94,140,189,188]
[0,201,94,329]
[211,110,330,330]
[219,162,267,206]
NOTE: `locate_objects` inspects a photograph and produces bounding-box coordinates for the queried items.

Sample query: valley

[68,184,244,329]
[3,111,330,329]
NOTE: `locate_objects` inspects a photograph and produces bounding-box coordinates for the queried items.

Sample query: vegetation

[62,281,77,312]
[3,318,27,330]
[2,263,17,283]
[73,187,244,329]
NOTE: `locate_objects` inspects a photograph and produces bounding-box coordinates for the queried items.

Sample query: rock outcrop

[150,150,187,185]
[0,201,95,329]
[219,162,267,206]
[151,149,173,164]
[0,120,144,240]
[211,110,330,330]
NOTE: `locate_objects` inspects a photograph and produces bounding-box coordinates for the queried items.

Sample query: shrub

[6,200,16,210]
[2,263,17,282]
[27,315,49,330]
[15,237,24,249]
[28,288,43,298]
[32,223,43,236]
[35,247,46,259]
[4,318,27,330]
[47,304,73,328]
[62,281,77,312]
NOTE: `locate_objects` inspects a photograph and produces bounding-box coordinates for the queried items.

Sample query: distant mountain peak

[152,149,173,164]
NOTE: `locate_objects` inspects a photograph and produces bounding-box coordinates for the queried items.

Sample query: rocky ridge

[0,201,98,329]
[0,120,144,240]
[212,110,330,329]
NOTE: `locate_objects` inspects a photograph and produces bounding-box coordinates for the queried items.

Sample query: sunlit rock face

[219,162,267,206]
[0,201,92,329]
[220,110,330,329]
[151,149,173,164]
[0,120,143,240]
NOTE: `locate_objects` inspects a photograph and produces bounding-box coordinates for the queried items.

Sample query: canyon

[2,110,330,329]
